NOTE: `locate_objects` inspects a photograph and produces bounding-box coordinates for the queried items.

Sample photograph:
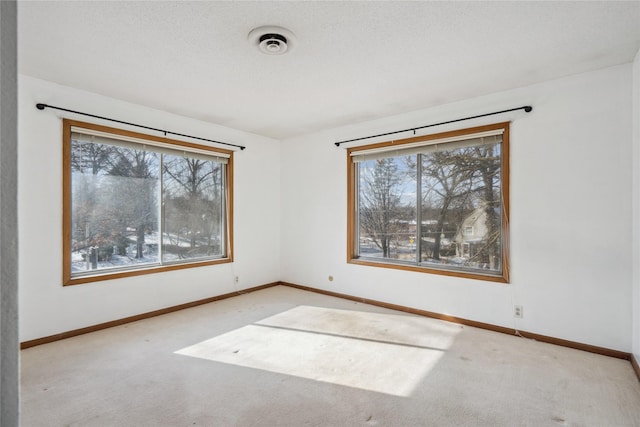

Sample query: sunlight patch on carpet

[175,306,460,396]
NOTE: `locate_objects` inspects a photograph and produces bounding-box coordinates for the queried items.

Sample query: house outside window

[347,122,509,283]
[63,119,233,285]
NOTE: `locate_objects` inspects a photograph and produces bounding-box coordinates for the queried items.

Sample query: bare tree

[70,141,122,263]
[421,144,502,268]
[470,145,501,269]
[71,142,113,175]
[420,149,476,260]
[359,158,411,258]
[107,149,158,259]
[162,156,222,257]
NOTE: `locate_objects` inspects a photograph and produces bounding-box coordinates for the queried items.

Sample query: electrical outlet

[234,276,239,284]
[514,305,523,318]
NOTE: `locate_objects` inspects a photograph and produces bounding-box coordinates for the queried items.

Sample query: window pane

[349,123,508,283]
[71,140,159,273]
[357,156,417,261]
[162,155,224,262]
[419,143,502,273]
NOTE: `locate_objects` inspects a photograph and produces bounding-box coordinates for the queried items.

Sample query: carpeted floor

[20,285,640,426]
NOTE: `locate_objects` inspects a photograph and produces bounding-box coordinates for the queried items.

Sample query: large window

[347,122,509,283]
[63,119,233,285]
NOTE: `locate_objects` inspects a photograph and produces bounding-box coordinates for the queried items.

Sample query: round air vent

[259,34,288,55]
[248,26,296,55]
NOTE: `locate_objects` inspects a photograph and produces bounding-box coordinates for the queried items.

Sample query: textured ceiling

[18,1,640,140]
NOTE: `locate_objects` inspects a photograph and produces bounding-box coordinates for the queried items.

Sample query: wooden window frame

[347,122,510,283]
[62,119,234,286]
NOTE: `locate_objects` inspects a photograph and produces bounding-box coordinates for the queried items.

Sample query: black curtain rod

[334,105,533,147]
[36,103,246,151]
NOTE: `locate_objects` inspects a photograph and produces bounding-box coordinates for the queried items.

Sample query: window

[347,122,509,283]
[63,119,233,285]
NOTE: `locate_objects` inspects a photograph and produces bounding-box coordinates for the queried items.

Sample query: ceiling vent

[248,26,296,55]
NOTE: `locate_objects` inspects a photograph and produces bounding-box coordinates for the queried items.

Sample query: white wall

[19,63,636,353]
[632,49,640,361]
[281,64,633,352]
[18,76,281,342]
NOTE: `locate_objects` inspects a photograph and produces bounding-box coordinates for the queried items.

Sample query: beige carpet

[20,286,640,426]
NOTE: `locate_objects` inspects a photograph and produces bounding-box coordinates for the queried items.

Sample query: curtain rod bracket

[35,103,246,151]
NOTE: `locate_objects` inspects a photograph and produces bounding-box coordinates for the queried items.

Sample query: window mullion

[221,164,227,256]
[158,154,164,265]
[355,165,361,257]
[416,154,422,265]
